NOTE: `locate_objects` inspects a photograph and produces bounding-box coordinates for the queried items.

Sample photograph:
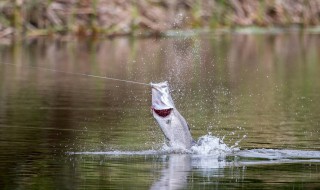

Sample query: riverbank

[1,0,320,39]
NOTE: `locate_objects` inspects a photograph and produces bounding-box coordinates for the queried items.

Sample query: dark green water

[0,32,320,189]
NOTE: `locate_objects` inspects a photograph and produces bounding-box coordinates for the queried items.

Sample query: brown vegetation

[0,0,320,39]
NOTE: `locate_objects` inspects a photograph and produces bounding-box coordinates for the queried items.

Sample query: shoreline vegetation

[1,0,320,40]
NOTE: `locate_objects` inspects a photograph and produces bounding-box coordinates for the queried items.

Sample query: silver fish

[151,81,194,149]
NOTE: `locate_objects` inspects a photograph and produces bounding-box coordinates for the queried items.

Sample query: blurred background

[1,1,320,189]
[1,0,320,39]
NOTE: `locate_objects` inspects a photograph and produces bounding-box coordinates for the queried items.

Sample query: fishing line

[2,62,151,86]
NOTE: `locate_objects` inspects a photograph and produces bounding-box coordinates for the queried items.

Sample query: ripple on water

[68,134,320,163]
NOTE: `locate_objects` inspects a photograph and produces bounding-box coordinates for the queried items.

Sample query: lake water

[0,31,320,189]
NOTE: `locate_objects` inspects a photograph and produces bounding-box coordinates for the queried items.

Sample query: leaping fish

[151,81,194,149]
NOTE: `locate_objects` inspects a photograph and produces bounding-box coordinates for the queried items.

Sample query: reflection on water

[150,155,191,190]
[66,152,320,190]
[0,32,320,189]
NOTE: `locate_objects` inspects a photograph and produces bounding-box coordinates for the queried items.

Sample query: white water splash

[191,134,233,155]
[69,133,243,156]
[159,142,192,154]
[157,133,241,156]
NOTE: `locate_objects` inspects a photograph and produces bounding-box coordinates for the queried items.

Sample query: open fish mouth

[151,81,194,149]
[151,81,174,118]
[153,108,172,117]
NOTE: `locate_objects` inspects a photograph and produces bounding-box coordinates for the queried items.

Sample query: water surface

[0,32,320,189]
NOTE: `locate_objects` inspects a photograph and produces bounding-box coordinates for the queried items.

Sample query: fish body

[151,81,194,149]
